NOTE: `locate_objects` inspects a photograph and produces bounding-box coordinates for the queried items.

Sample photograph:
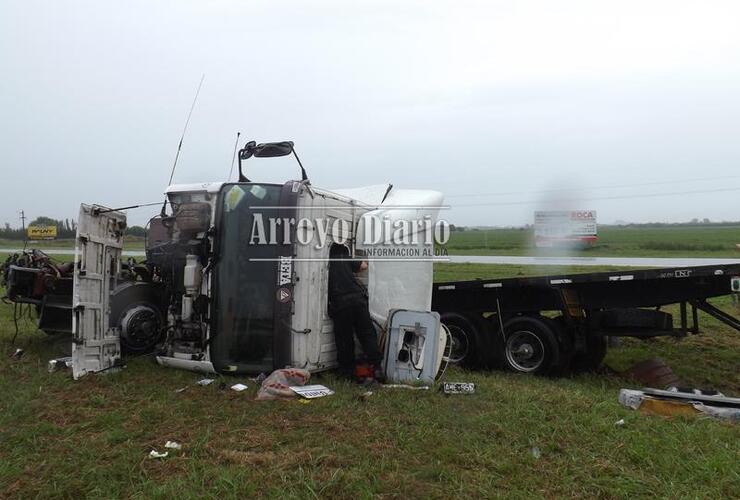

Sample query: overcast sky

[2,0,740,227]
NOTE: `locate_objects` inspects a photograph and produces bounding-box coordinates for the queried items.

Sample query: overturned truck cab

[69,151,447,380]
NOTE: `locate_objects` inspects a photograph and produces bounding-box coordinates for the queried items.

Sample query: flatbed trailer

[433,264,740,375]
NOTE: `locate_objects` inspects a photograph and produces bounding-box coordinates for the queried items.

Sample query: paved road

[0,248,147,257]
[4,248,740,268]
[447,255,740,267]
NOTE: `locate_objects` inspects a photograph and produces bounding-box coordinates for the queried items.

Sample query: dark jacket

[328,245,367,313]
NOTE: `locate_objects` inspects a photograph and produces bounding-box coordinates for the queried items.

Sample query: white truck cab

[71,141,447,381]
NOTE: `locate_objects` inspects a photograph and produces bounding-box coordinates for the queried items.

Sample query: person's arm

[351,249,367,273]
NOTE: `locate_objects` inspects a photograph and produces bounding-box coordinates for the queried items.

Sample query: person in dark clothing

[328,244,382,379]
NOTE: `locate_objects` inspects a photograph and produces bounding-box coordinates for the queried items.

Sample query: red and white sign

[534,210,597,248]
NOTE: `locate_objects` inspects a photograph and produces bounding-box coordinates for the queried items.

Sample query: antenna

[161,74,205,215]
[227,132,241,181]
[167,74,205,185]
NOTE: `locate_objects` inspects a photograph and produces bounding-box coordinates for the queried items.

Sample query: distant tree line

[0,217,146,240]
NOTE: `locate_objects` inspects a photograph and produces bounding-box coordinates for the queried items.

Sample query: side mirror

[238,140,308,183]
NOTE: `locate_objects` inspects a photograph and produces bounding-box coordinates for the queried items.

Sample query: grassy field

[1,257,738,498]
[447,224,740,257]
[0,236,144,251]
[1,223,739,259]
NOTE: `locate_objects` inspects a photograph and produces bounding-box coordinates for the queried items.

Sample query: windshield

[210,183,283,373]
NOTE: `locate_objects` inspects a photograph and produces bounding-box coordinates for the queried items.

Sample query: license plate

[290,384,335,399]
[442,382,475,394]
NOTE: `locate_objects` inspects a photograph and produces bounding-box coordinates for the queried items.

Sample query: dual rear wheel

[440,312,606,376]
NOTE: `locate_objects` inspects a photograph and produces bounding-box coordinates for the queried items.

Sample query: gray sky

[2,0,740,227]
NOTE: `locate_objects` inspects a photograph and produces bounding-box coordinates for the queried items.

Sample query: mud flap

[71,204,126,379]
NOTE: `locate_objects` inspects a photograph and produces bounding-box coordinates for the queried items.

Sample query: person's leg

[352,300,383,365]
[331,307,356,377]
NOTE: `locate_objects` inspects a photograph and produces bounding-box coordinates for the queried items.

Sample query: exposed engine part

[120,304,162,353]
[181,254,203,321]
[110,282,167,353]
[173,202,211,236]
[2,250,74,336]
[2,250,72,304]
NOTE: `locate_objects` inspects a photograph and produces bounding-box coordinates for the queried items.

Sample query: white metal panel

[292,192,340,371]
[71,204,126,379]
[165,182,224,194]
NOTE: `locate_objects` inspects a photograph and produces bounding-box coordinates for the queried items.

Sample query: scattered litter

[442,382,475,395]
[174,387,188,393]
[256,368,310,400]
[619,387,740,421]
[693,403,740,422]
[298,399,312,404]
[614,418,625,426]
[11,348,24,359]
[196,378,215,386]
[230,383,248,392]
[47,357,73,373]
[149,450,168,459]
[357,391,374,401]
[381,384,430,390]
[530,447,541,459]
[164,441,182,450]
[290,384,334,399]
[618,389,644,410]
[252,372,267,384]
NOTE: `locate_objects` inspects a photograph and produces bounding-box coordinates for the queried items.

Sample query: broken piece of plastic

[230,383,248,392]
[615,418,625,426]
[196,378,214,386]
[164,441,182,450]
[149,450,168,459]
[47,357,73,373]
[174,387,187,393]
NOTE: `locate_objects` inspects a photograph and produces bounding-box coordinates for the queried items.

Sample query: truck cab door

[71,204,126,379]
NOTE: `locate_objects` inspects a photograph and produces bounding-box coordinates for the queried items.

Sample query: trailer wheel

[571,335,607,372]
[440,312,487,368]
[545,317,575,375]
[500,316,562,376]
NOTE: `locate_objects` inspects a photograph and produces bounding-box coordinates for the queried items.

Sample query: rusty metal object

[623,358,681,388]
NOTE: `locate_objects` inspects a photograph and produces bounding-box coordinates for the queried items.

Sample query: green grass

[433,263,642,282]
[2,224,739,259]
[0,236,144,250]
[447,224,740,257]
[1,260,739,498]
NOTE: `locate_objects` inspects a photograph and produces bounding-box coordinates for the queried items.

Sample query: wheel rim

[505,330,545,372]
[445,324,470,364]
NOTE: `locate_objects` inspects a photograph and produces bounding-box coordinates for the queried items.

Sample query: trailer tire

[545,317,575,375]
[499,316,562,376]
[440,312,489,369]
[571,335,607,372]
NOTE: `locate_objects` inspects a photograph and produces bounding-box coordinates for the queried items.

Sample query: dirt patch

[210,447,312,467]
